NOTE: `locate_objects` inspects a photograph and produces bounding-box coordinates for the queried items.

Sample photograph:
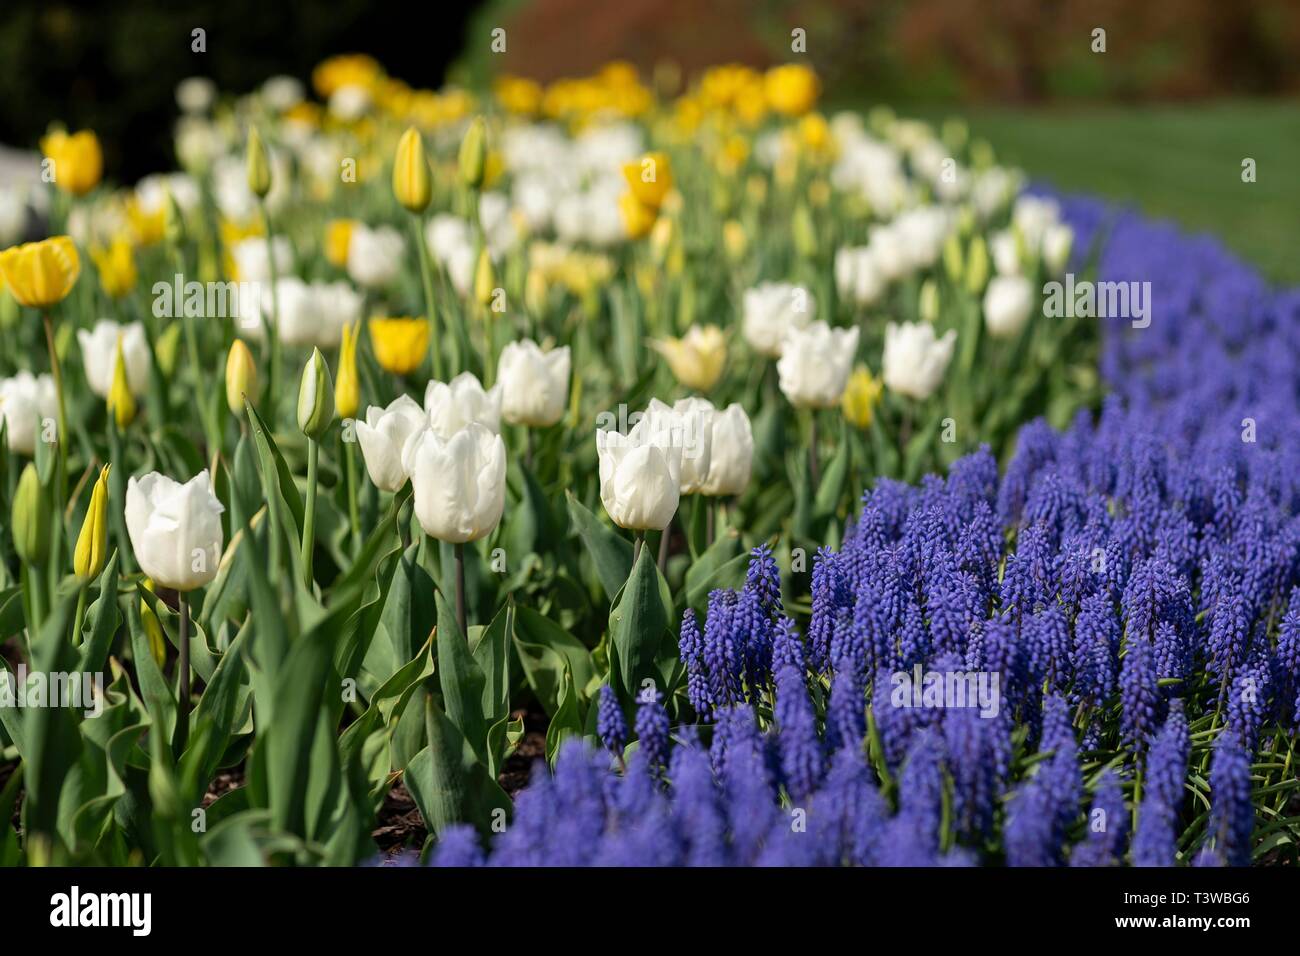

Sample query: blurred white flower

[497,339,571,428]
[1042,222,1074,275]
[346,224,404,288]
[328,84,372,122]
[230,235,292,283]
[0,371,57,455]
[175,77,217,114]
[882,321,957,400]
[261,75,305,112]
[77,320,151,398]
[236,277,361,349]
[983,275,1035,339]
[777,321,860,409]
[990,229,1021,276]
[742,282,815,357]
[834,247,885,307]
[0,187,27,246]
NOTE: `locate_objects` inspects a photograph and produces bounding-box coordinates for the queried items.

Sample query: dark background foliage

[0,0,481,181]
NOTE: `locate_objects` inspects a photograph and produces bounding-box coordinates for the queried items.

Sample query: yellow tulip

[392,127,432,213]
[764,64,820,117]
[225,339,260,414]
[107,336,137,429]
[458,117,488,190]
[90,236,137,299]
[139,579,168,669]
[722,220,748,263]
[74,464,112,583]
[494,75,543,116]
[650,324,727,392]
[621,151,673,210]
[40,129,103,196]
[0,236,80,309]
[619,192,657,240]
[325,218,356,268]
[369,317,429,376]
[312,53,383,98]
[246,126,272,199]
[335,321,360,419]
[842,364,884,429]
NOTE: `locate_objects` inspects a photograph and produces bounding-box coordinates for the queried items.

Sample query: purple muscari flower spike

[1151,620,1189,691]
[597,685,628,755]
[941,700,1002,839]
[897,600,929,669]
[879,729,945,866]
[1225,644,1270,748]
[1003,777,1059,867]
[734,587,774,690]
[489,761,559,866]
[1068,770,1129,867]
[1277,588,1300,725]
[1198,734,1254,867]
[999,523,1054,618]
[677,609,712,717]
[702,589,741,707]
[1131,702,1189,867]
[810,746,889,866]
[1207,588,1250,691]
[773,662,824,802]
[634,688,670,782]
[998,418,1059,527]
[945,444,999,519]
[1120,633,1162,754]
[771,614,806,673]
[808,547,850,673]
[825,660,866,753]
[1071,592,1119,709]
[544,742,610,865]
[746,544,783,614]
[1026,605,1070,690]
[429,824,485,867]
[872,665,924,771]
[668,742,730,866]
[713,707,780,864]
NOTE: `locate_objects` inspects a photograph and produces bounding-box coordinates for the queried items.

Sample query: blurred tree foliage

[0,0,479,182]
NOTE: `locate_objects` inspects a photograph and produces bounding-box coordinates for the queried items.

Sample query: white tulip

[426,214,469,264]
[125,471,225,592]
[402,423,506,544]
[230,235,292,283]
[261,75,305,112]
[77,320,151,398]
[0,186,27,247]
[777,321,860,409]
[834,247,885,307]
[424,372,503,438]
[596,426,683,532]
[1041,222,1074,275]
[236,277,362,349]
[742,282,815,357]
[0,371,57,455]
[679,399,753,497]
[867,223,911,282]
[633,398,714,495]
[1012,195,1060,249]
[990,229,1021,276]
[355,395,427,492]
[346,224,404,288]
[894,206,953,270]
[983,275,1035,339]
[497,340,571,427]
[882,321,957,401]
[328,84,372,122]
[175,76,217,114]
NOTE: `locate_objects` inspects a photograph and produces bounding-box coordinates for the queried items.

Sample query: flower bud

[246,126,272,199]
[335,321,360,420]
[74,463,112,582]
[392,126,432,213]
[473,247,495,308]
[163,188,188,245]
[12,463,50,564]
[107,337,138,429]
[457,116,488,190]
[154,322,183,379]
[792,203,817,258]
[297,347,335,439]
[918,279,940,324]
[965,235,990,295]
[225,339,260,414]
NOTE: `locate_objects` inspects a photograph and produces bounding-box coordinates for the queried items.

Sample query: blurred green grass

[921,100,1300,285]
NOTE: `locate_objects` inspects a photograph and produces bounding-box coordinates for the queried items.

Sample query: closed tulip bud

[841,365,883,429]
[650,325,727,393]
[473,247,495,308]
[942,234,964,284]
[40,129,103,196]
[154,322,183,379]
[0,236,80,309]
[965,235,990,294]
[12,463,50,564]
[139,579,168,669]
[403,422,506,543]
[74,463,112,582]
[393,126,432,213]
[335,321,360,419]
[778,321,860,409]
[619,191,656,240]
[919,279,940,323]
[246,126,272,199]
[621,152,673,211]
[78,320,151,399]
[107,337,138,429]
[497,339,570,427]
[126,471,225,592]
[225,339,260,414]
[792,203,817,258]
[458,116,488,190]
[90,237,137,300]
[297,347,335,439]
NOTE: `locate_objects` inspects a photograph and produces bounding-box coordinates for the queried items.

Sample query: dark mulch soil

[201,768,245,808]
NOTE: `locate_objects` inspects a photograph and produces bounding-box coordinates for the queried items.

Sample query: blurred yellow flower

[325,218,356,268]
[622,152,673,210]
[312,53,383,98]
[90,237,137,299]
[0,237,80,309]
[651,324,727,392]
[107,336,137,429]
[722,220,748,262]
[126,196,166,246]
[842,364,884,429]
[392,126,432,213]
[619,191,657,240]
[764,64,820,117]
[369,317,429,376]
[494,75,543,116]
[798,113,833,156]
[40,129,103,196]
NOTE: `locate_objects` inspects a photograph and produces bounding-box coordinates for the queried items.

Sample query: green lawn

[918,100,1300,285]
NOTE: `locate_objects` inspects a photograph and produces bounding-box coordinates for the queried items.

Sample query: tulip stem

[454,543,468,638]
[259,200,282,419]
[344,437,361,552]
[632,532,644,566]
[301,437,319,588]
[42,313,68,575]
[657,519,671,575]
[177,592,191,754]
[808,410,821,489]
[413,215,443,381]
[72,583,88,648]
[706,500,715,546]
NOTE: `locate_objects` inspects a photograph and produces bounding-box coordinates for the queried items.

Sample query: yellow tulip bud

[621,152,673,210]
[74,463,112,582]
[90,236,137,300]
[246,126,272,199]
[919,279,940,324]
[335,321,360,420]
[154,322,183,379]
[107,337,137,429]
[943,234,964,285]
[650,324,727,392]
[393,126,432,213]
[763,64,820,117]
[40,129,103,196]
[324,218,356,268]
[473,247,495,308]
[841,365,883,430]
[965,236,990,295]
[297,347,335,440]
[457,116,488,190]
[139,580,168,670]
[524,268,548,316]
[722,220,748,263]
[369,317,429,376]
[12,463,50,564]
[619,192,657,240]
[225,339,260,414]
[0,236,80,309]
